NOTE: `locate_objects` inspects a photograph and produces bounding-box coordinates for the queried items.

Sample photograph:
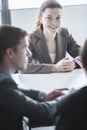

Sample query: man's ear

[6,48,14,59]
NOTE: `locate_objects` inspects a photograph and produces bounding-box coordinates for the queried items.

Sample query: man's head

[0,25,32,72]
[81,39,87,73]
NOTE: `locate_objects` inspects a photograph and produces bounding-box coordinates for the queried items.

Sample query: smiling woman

[21,0,82,74]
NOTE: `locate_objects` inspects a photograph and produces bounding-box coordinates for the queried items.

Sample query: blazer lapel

[55,30,66,63]
[33,26,66,64]
[34,27,52,63]
[36,37,52,63]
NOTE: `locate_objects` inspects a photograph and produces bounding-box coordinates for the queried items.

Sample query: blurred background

[0,0,87,46]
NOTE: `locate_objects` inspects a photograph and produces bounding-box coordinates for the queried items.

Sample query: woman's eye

[56,16,61,20]
[47,17,52,20]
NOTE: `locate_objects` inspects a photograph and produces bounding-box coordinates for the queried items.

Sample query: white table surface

[12,68,87,92]
[12,68,87,130]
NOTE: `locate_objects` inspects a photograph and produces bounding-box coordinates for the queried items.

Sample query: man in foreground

[0,25,68,130]
[55,39,87,130]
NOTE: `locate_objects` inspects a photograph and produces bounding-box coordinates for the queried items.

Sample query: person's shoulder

[57,86,87,112]
[79,85,87,93]
[59,27,69,35]
[60,27,68,31]
[29,26,43,42]
[0,73,17,87]
[0,73,8,82]
[58,27,72,39]
[67,86,87,102]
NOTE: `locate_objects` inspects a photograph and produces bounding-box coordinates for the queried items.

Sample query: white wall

[61,5,87,45]
[0,11,2,24]
[11,4,87,46]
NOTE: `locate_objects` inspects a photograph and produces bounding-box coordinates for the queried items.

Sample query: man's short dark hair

[0,25,28,61]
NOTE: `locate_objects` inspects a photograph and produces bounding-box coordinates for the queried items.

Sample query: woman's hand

[51,58,76,72]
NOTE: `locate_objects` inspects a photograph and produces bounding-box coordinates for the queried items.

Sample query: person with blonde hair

[22,0,82,74]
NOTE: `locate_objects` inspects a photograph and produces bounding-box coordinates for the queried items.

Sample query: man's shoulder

[0,73,17,86]
[0,73,8,82]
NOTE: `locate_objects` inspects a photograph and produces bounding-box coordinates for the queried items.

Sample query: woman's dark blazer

[0,69,58,130]
[22,25,82,74]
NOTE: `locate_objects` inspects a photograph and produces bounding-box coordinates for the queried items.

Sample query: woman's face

[41,8,62,34]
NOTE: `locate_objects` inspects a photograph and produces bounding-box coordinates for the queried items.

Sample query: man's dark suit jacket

[0,68,58,130]
[22,25,82,74]
[55,85,87,130]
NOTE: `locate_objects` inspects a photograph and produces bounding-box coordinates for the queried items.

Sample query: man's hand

[43,88,69,101]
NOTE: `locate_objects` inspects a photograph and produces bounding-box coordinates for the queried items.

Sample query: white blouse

[49,53,56,63]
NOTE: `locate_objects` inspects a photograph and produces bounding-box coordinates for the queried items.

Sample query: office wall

[11,4,87,46]
[0,11,2,24]
[11,8,38,33]
[61,5,87,46]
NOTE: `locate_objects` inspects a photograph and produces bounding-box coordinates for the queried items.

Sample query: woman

[22,0,82,74]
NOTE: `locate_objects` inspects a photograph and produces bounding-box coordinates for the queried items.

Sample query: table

[12,68,87,92]
[12,68,87,130]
